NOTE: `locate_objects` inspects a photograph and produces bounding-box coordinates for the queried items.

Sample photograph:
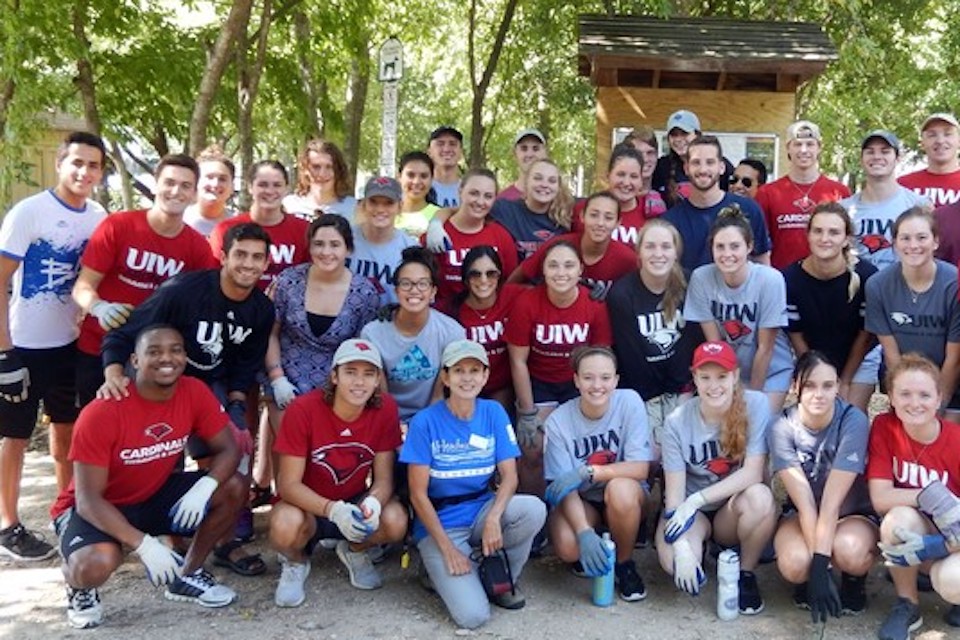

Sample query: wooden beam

[716,71,727,91]
[652,69,661,89]
[581,53,829,78]
[776,74,800,92]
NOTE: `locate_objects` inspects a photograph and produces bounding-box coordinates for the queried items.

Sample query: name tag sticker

[468,434,490,449]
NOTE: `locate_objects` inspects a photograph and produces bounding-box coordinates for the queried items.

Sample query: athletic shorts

[74,351,105,409]
[645,392,683,451]
[531,377,578,406]
[852,344,881,386]
[780,504,880,527]
[304,491,366,553]
[0,343,80,439]
[54,471,207,560]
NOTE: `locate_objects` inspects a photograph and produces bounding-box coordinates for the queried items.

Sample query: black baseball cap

[429,126,463,143]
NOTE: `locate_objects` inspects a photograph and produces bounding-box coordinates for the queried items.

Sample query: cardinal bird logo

[144,423,173,441]
[587,450,617,466]
[310,443,375,486]
[722,319,751,341]
[860,235,891,253]
[705,457,734,477]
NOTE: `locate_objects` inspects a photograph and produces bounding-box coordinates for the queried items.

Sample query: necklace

[908,421,940,464]
[790,179,818,212]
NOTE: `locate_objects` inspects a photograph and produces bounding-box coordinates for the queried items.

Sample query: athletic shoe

[615,561,647,602]
[275,555,310,608]
[66,586,102,629]
[792,582,810,610]
[738,570,764,615]
[877,597,922,640]
[945,604,960,627]
[570,561,588,578]
[165,568,237,607]
[492,584,526,610]
[317,538,339,550]
[335,541,383,590]
[0,523,56,561]
[840,572,867,615]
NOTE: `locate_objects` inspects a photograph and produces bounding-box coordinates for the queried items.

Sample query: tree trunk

[293,8,322,138]
[187,0,255,155]
[0,77,13,135]
[108,140,135,209]
[237,0,273,210]
[342,54,369,189]
[467,0,519,168]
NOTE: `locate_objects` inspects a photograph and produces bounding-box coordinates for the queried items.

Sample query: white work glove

[168,475,219,532]
[515,407,542,449]
[134,534,183,586]
[672,538,706,596]
[664,491,707,543]
[425,218,451,253]
[270,375,298,409]
[328,500,373,543]
[90,301,134,331]
[0,349,29,403]
[918,480,960,546]
[359,495,382,532]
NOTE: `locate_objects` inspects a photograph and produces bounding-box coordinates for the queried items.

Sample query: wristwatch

[585,465,595,482]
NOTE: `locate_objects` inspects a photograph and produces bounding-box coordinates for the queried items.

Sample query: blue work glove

[328,500,373,543]
[0,349,29,403]
[169,475,219,533]
[576,529,611,578]
[807,553,841,624]
[879,526,951,567]
[664,491,706,543]
[918,480,960,546]
[545,466,592,506]
[226,398,248,431]
[672,538,706,595]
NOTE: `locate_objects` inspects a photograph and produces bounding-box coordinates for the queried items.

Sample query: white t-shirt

[283,194,357,223]
[183,204,233,238]
[0,190,106,347]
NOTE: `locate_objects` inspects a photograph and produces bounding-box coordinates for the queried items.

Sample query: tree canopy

[0,0,956,209]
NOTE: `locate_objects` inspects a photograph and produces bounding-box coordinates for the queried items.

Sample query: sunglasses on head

[730,175,754,188]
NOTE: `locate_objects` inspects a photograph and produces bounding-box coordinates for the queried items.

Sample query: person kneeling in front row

[51,326,246,629]
[269,339,407,606]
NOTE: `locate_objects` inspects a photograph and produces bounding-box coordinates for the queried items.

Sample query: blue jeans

[417,495,546,629]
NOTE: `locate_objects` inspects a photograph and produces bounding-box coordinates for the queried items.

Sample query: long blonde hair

[807,202,860,302]
[635,218,687,323]
[524,158,573,230]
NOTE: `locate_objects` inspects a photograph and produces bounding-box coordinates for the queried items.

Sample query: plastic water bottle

[592,532,616,607]
[717,549,740,620]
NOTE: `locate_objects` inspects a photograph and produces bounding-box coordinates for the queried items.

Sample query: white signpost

[378,38,403,178]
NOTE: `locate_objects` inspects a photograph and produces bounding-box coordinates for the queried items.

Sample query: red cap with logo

[691,341,738,371]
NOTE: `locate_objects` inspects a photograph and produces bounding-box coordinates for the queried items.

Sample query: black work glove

[0,349,29,403]
[807,553,841,623]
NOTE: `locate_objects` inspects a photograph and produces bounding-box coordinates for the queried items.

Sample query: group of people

[1,108,959,640]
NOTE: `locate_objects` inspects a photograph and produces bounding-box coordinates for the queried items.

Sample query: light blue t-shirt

[842,187,929,270]
[346,226,417,306]
[400,399,520,541]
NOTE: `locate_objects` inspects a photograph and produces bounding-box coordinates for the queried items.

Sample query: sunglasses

[729,175,754,188]
[467,269,501,280]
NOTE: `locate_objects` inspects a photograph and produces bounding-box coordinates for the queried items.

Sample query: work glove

[328,500,373,543]
[545,466,591,506]
[169,475,219,533]
[918,480,960,546]
[375,303,399,322]
[806,553,841,624]
[360,495,382,532]
[878,526,951,567]
[515,408,541,449]
[134,534,183,586]
[582,278,608,301]
[664,491,707,543]
[0,349,29,403]
[425,218,452,253]
[90,301,134,331]
[576,529,611,578]
[270,375,298,409]
[672,538,706,595]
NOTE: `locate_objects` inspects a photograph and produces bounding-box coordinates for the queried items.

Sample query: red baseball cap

[691,341,738,371]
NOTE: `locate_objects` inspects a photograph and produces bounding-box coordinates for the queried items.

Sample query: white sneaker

[335,541,383,590]
[165,568,237,607]
[275,555,310,607]
[66,586,102,629]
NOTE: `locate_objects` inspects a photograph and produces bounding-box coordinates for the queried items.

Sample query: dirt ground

[2,440,958,640]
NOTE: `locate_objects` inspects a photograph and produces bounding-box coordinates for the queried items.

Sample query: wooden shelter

[578,15,838,179]
[5,113,87,211]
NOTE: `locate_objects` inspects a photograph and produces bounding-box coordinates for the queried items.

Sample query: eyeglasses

[467,269,501,281]
[729,175,754,188]
[397,278,433,292]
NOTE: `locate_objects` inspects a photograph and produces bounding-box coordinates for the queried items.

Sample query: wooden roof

[578,14,838,90]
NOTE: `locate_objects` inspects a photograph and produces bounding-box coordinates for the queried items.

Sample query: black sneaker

[0,523,56,561]
[738,570,764,615]
[792,582,810,610]
[840,572,867,615]
[946,604,960,627]
[165,568,237,607]
[66,586,102,629]
[878,597,921,640]
[615,561,647,602]
[570,561,588,578]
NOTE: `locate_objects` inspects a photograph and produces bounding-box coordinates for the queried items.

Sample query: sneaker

[66,586,102,629]
[792,582,810,610]
[945,604,960,627]
[0,523,56,561]
[165,568,237,607]
[840,572,867,615]
[492,584,526,610]
[615,561,647,602]
[335,541,383,590]
[570,561,588,578]
[877,597,922,640]
[275,555,310,608]
[738,570,764,615]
